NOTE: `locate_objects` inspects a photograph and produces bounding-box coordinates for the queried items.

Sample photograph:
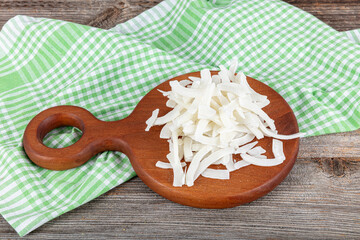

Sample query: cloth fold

[1,0,360,236]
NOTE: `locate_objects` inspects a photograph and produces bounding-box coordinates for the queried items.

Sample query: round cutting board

[23,71,300,209]
[127,71,299,208]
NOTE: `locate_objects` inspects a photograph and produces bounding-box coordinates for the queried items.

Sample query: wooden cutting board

[23,71,300,208]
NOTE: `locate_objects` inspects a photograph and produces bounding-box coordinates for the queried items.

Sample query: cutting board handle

[23,105,132,170]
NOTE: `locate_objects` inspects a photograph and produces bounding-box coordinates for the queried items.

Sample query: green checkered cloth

[1,0,360,236]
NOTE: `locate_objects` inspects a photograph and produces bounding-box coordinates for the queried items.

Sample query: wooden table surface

[0,0,359,239]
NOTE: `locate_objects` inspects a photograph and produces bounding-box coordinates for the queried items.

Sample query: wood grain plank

[0,0,360,30]
[0,0,163,30]
[1,159,359,239]
[284,0,360,30]
[0,0,119,29]
[300,130,360,159]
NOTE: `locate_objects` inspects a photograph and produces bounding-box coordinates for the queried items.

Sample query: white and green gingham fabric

[1,0,360,236]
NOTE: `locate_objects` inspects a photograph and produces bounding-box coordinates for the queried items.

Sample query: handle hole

[42,126,83,149]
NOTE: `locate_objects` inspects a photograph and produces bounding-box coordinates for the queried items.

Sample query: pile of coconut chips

[146,61,303,187]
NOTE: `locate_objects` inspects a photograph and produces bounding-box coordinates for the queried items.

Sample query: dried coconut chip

[146,60,304,187]
[201,168,230,180]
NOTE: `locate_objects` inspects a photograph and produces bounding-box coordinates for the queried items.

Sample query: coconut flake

[234,160,251,170]
[247,146,266,156]
[145,109,159,131]
[240,153,284,167]
[146,60,304,187]
[194,147,234,180]
[201,168,230,180]
[186,146,212,187]
[259,123,305,139]
[154,106,181,125]
[179,80,192,87]
[234,141,258,154]
[156,161,186,169]
[272,139,285,161]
